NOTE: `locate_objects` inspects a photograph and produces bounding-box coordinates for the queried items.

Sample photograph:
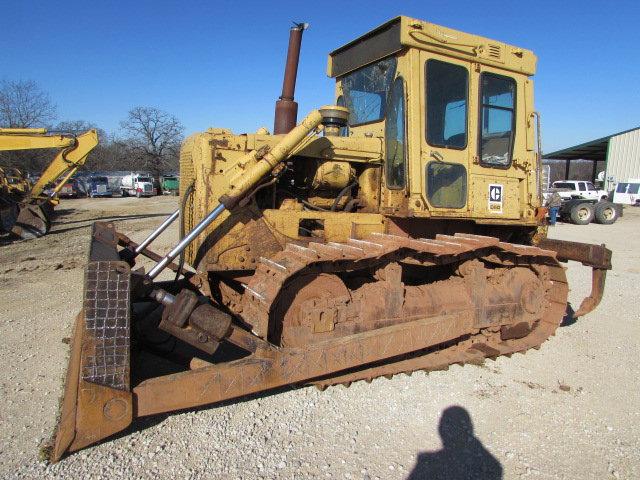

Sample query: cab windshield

[340,57,397,126]
[137,177,152,183]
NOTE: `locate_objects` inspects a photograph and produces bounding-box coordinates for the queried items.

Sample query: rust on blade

[51,311,84,461]
[50,223,134,462]
[51,313,133,462]
[133,312,473,417]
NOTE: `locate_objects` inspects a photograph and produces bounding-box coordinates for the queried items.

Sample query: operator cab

[328,16,540,222]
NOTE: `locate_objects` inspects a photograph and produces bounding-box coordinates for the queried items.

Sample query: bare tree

[54,120,120,172]
[55,120,106,140]
[0,79,58,172]
[84,133,130,172]
[0,79,57,128]
[120,106,184,178]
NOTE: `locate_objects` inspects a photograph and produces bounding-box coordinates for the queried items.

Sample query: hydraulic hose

[331,181,358,211]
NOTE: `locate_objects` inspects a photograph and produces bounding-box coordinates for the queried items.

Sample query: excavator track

[238,232,569,389]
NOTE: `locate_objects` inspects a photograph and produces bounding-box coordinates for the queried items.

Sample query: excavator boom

[28,130,98,199]
[0,128,98,238]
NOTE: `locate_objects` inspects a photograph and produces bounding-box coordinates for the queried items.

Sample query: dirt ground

[0,196,638,479]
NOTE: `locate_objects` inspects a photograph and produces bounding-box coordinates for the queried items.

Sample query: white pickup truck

[549,180,608,201]
[543,180,620,225]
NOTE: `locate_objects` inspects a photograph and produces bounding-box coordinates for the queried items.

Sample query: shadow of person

[407,406,503,480]
[560,303,577,327]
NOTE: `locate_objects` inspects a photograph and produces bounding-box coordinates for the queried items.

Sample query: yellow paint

[181,17,543,272]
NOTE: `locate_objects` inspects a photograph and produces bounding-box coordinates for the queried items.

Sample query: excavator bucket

[49,223,133,462]
[11,202,52,239]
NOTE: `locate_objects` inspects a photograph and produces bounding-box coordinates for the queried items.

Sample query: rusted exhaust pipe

[274,22,308,135]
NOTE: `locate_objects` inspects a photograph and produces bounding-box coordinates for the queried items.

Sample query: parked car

[160,175,179,195]
[120,173,156,197]
[86,176,112,198]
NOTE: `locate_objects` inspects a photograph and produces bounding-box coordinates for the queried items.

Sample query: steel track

[237,232,569,389]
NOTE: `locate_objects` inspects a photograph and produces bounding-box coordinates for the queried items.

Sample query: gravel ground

[0,197,638,479]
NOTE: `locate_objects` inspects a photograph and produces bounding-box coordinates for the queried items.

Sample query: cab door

[419,51,471,216]
[468,66,524,219]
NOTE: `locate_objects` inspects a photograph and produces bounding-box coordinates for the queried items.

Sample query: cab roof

[328,16,536,78]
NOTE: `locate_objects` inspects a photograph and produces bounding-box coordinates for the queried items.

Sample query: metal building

[543,126,640,191]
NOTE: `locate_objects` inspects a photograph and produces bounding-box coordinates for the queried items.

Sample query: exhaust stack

[273,22,308,134]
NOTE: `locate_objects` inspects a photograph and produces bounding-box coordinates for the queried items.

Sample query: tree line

[0,79,184,179]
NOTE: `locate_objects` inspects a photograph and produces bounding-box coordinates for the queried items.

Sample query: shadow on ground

[46,213,172,236]
[1,212,172,243]
[561,303,577,327]
[53,212,170,227]
[407,405,502,480]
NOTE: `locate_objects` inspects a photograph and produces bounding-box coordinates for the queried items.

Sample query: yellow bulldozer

[0,128,98,238]
[48,17,612,461]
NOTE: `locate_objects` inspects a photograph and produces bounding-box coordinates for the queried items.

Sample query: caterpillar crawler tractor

[0,128,98,239]
[49,17,612,461]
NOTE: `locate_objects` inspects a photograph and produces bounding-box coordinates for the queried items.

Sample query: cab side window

[479,73,516,167]
[385,77,406,189]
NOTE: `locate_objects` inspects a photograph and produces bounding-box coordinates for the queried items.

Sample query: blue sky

[3,0,639,152]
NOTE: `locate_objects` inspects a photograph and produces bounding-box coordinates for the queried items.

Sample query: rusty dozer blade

[538,238,612,317]
[50,109,334,460]
[49,223,133,462]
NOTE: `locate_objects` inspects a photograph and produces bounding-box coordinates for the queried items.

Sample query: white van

[612,179,640,206]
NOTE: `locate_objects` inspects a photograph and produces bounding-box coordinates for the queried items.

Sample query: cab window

[426,60,468,149]
[385,77,406,189]
[426,162,467,209]
[336,95,349,136]
[578,182,586,191]
[479,73,516,167]
[340,57,397,126]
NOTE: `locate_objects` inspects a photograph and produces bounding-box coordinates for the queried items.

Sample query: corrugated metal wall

[607,128,640,182]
